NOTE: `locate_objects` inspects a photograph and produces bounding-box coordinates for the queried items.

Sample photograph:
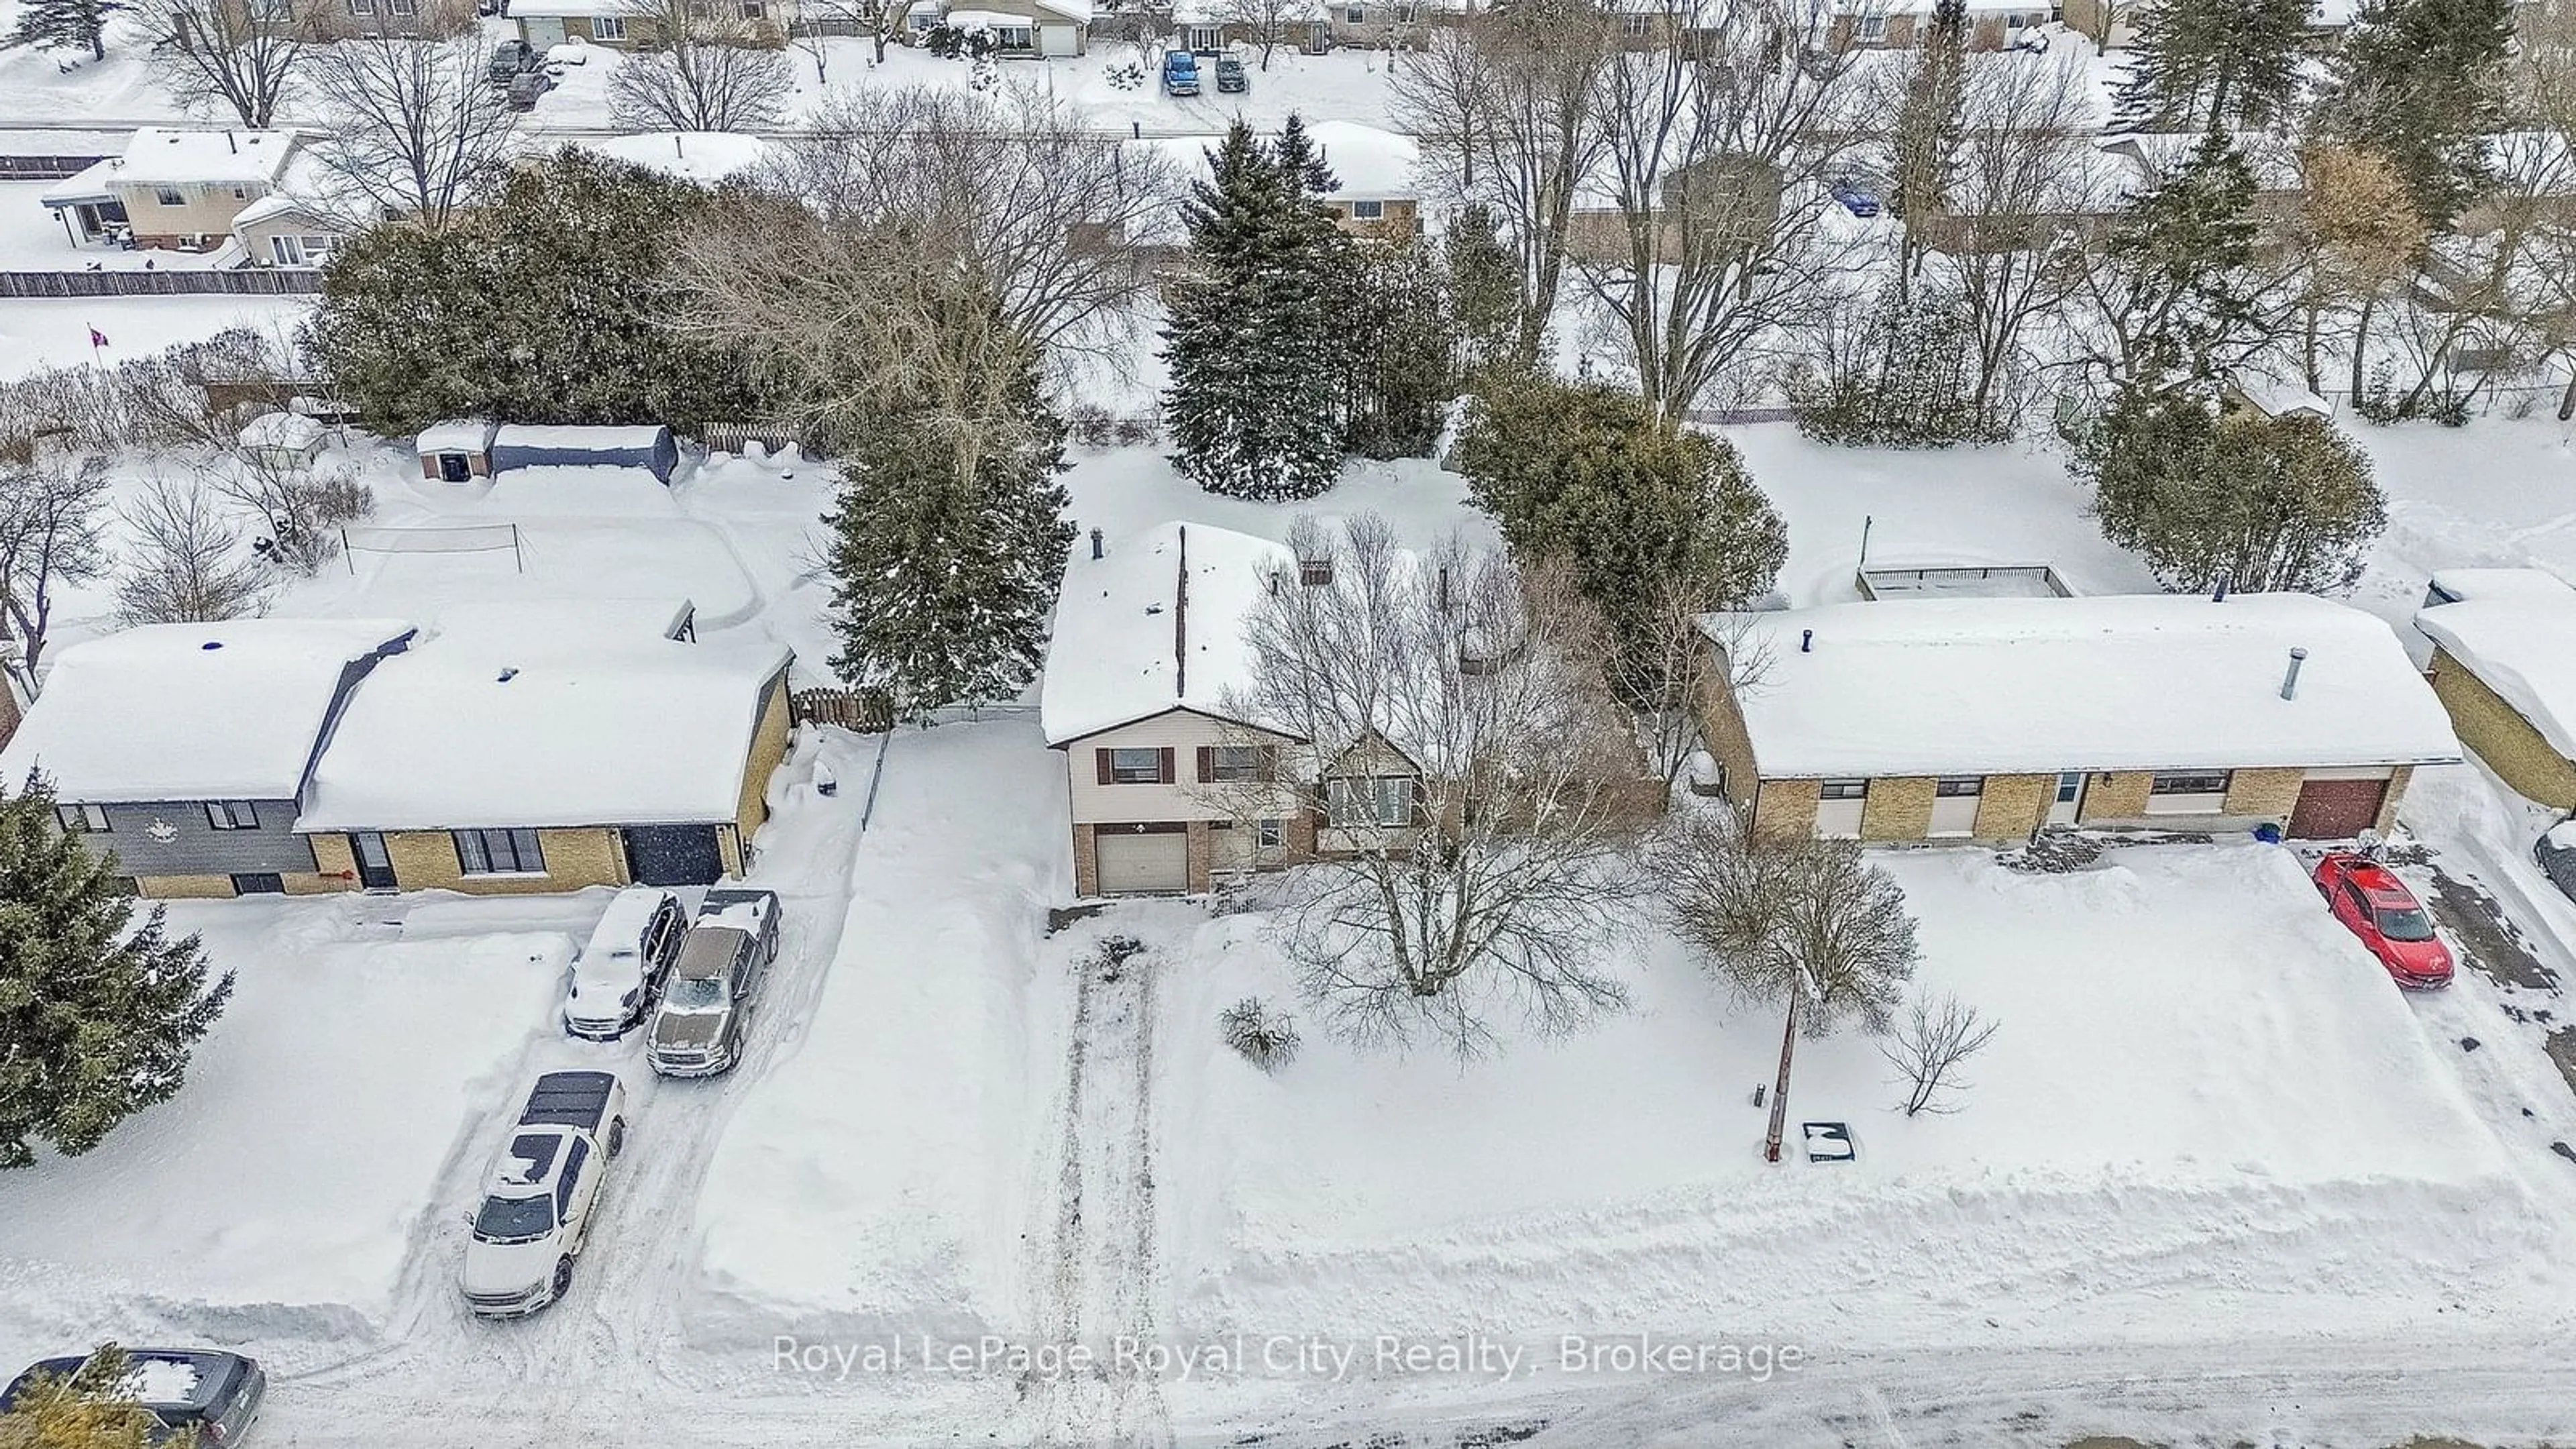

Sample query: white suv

[562,887,687,1040]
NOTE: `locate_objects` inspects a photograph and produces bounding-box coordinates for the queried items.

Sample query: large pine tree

[2114,0,2311,133]
[2321,0,2516,233]
[1161,117,1346,501]
[0,781,231,1171]
[1328,235,1458,460]
[823,358,1073,720]
[1890,0,1968,278]
[5,0,124,62]
[2100,131,2273,394]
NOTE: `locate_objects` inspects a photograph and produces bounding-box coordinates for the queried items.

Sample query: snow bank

[1152,843,2547,1379]
[483,465,679,515]
[1711,592,2463,778]
[690,722,1070,1338]
[0,906,566,1348]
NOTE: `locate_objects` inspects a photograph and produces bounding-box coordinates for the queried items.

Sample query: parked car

[1,1348,265,1446]
[462,1071,629,1318]
[2536,818,2576,904]
[562,886,688,1040]
[488,40,539,83]
[506,69,554,109]
[2313,851,2455,989]
[545,38,590,71]
[1827,176,1882,218]
[647,889,782,1079]
[1215,54,1248,93]
[1163,50,1201,97]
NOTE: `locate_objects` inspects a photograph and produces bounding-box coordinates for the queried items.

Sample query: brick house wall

[1972,773,2054,839]
[380,826,627,894]
[1861,777,1937,841]
[2427,645,2576,809]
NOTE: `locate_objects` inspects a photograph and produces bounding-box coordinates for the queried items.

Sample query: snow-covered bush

[1220,998,1301,1073]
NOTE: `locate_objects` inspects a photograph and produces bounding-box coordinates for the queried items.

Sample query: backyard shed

[417,419,496,482]
[488,425,678,485]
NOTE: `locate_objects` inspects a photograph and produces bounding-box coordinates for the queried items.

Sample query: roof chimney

[2279,647,2307,701]
[1089,527,1104,561]
[1800,628,1813,653]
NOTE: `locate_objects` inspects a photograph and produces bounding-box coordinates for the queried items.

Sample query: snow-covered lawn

[0,896,579,1362]
[0,294,313,382]
[1146,840,2557,1397]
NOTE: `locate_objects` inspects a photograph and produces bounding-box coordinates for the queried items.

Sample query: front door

[350,832,396,890]
[437,451,472,482]
[2046,771,2085,827]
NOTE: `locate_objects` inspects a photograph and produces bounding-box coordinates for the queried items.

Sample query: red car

[2312,852,2454,989]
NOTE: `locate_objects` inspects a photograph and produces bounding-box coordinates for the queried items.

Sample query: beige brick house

[1696,594,2463,845]
[2414,568,2576,810]
[298,601,793,894]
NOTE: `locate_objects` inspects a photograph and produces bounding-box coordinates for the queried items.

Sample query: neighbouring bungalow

[1042,521,1316,896]
[2414,568,2576,810]
[942,0,1095,54]
[490,424,679,484]
[2068,0,2365,48]
[1695,593,2463,845]
[561,131,774,185]
[512,0,792,49]
[0,619,419,899]
[418,419,498,481]
[295,603,793,893]
[1305,120,1422,235]
[1169,0,1327,54]
[41,127,305,252]
[237,410,327,470]
[1829,0,2053,48]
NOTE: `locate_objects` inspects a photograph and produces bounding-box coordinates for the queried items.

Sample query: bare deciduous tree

[114,476,269,627]
[207,456,374,576]
[1218,0,1305,69]
[1390,1,1619,368]
[1879,990,1999,1117]
[607,0,795,133]
[1216,518,1658,1061]
[0,463,109,672]
[134,0,305,127]
[792,0,924,74]
[1577,0,1874,419]
[1663,805,1919,1039]
[304,36,517,230]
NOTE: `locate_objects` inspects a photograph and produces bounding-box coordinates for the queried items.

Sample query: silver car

[645,890,780,1078]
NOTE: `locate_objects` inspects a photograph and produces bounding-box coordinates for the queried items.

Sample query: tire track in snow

[1024,928,1172,1448]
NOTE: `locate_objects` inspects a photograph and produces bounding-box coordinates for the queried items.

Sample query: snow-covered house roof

[0,620,417,803]
[1703,594,2463,779]
[39,158,121,209]
[1040,521,1298,745]
[2414,569,2576,759]
[417,419,497,455]
[299,610,792,831]
[1307,121,1419,202]
[2226,370,2332,421]
[107,128,303,190]
[506,0,630,15]
[565,133,773,185]
[238,411,325,452]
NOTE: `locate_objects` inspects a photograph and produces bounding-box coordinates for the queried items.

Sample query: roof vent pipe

[2279,647,2307,701]
[1089,527,1104,560]
[1801,629,1813,653]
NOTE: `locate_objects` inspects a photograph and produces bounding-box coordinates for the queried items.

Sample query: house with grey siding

[0,619,417,898]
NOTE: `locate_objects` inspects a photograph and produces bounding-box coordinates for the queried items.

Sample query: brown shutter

[1413,777,1429,826]
[1258,745,1279,782]
[1095,749,1113,786]
[1158,747,1176,784]
[1195,745,1213,783]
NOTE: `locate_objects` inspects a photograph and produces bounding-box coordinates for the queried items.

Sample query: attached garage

[1094,825,1189,895]
[623,824,726,886]
[2288,769,2392,840]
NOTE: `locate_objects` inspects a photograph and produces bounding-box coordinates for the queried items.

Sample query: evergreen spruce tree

[1442,204,1520,381]
[0,781,231,1171]
[5,0,124,62]
[1161,117,1346,501]
[2113,0,2310,132]
[1330,235,1458,460]
[2101,131,2272,394]
[0,1346,160,1448]
[823,358,1073,720]
[2321,0,2516,233]
[2078,396,2385,594]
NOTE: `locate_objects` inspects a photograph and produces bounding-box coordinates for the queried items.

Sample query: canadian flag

[89,327,109,348]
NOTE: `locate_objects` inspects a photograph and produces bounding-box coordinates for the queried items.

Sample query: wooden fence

[790,688,894,733]
[0,269,323,299]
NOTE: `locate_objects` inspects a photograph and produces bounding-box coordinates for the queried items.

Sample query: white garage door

[1036,21,1077,55]
[1095,828,1189,895]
